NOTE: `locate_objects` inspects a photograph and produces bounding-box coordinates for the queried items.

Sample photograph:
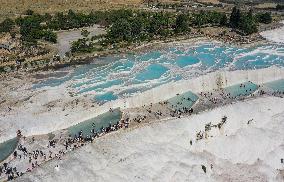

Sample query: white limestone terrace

[260,20,284,43]
[0,66,284,144]
[16,96,284,182]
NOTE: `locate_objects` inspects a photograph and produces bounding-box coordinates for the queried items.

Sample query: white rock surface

[17,96,284,182]
[1,67,283,143]
[260,21,284,43]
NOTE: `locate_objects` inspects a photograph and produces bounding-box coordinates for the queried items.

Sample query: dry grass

[255,3,277,9]
[196,0,221,4]
[0,0,144,21]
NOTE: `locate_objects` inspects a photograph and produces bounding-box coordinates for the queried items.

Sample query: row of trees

[15,14,57,43]
[105,10,230,44]
[191,11,228,27]
[105,8,272,43]
[0,9,135,43]
[229,7,272,35]
[107,12,174,43]
[0,8,273,46]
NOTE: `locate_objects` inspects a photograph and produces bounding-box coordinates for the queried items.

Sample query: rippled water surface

[33,42,284,103]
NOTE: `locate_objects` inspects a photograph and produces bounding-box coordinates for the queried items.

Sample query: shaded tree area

[175,14,190,33]
[105,11,175,44]
[15,14,57,43]
[0,18,15,33]
[229,7,270,35]
[0,8,275,48]
[276,4,284,11]
[192,11,228,27]
[255,12,272,24]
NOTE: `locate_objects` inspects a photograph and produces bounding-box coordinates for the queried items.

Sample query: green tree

[130,17,144,39]
[230,7,241,28]
[0,18,15,33]
[220,14,228,26]
[107,18,132,42]
[256,12,272,24]
[175,14,189,33]
[239,11,258,35]
[41,30,57,43]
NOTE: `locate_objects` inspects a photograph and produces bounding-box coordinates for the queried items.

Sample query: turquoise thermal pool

[68,109,122,138]
[167,91,199,110]
[0,138,19,162]
[264,79,284,92]
[32,43,284,103]
[224,82,259,98]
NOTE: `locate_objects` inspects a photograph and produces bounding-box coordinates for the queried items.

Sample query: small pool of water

[78,79,123,94]
[224,82,259,98]
[264,79,284,92]
[138,51,162,62]
[0,137,19,162]
[94,92,118,103]
[68,109,122,138]
[135,64,169,81]
[167,91,199,110]
[176,56,200,68]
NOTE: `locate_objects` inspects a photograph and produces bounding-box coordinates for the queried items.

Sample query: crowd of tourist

[1,84,284,181]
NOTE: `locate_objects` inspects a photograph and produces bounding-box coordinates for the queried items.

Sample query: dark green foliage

[71,38,89,53]
[16,15,42,42]
[192,11,227,27]
[239,16,258,35]
[230,7,241,28]
[229,7,259,35]
[105,11,174,43]
[175,14,190,33]
[0,18,15,33]
[16,14,57,43]
[47,10,94,30]
[220,14,228,26]
[276,4,284,10]
[25,9,34,16]
[40,30,57,43]
[11,7,268,51]
[108,18,132,42]
[71,38,101,53]
[256,12,272,24]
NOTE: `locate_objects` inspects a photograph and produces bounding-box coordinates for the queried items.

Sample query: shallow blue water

[94,92,118,103]
[224,82,259,98]
[68,109,122,137]
[135,64,169,81]
[176,56,200,68]
[78,79,123,94]
[32,42,284,103]
[0,137,19,162]
[264,79,284,92]
[167,91,199,110]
